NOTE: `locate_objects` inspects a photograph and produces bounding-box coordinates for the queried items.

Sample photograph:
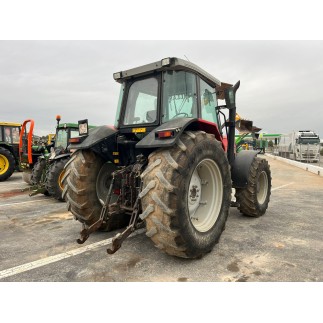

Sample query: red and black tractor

[63,57,271,259]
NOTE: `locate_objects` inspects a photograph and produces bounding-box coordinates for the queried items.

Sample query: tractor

[20,116,93,200]
[0,122,21,181]
[63,57,272,259]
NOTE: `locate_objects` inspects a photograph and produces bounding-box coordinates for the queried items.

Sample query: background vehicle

[20,116,95,200]
[0,122,21,181]
[63,57,272,259]
[45,116,94,200]
[278,130,320,162]
[19,119,53,185]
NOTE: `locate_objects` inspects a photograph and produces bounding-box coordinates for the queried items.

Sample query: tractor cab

[0,122,21,181]
[55,122,79,152]
[113,57,229,138]
[0,122,21,158]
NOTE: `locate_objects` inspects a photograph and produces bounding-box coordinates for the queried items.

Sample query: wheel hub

[257,170,268,205]
[0,154,9,175]
[187,159,223,232]
[188,170,202,217]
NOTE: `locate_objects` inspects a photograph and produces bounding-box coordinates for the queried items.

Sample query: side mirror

[78,119,89,136]
[224,81,240,109]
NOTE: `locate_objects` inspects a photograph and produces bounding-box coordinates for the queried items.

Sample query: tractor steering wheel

[171,112,189,119]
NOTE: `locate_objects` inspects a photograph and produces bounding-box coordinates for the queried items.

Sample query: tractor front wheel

[0,147,15,181]
[30,158,49,196]
[141,131,232,259]
[46,158,69,201]
[235,157,271,217]
[31,159,46,185]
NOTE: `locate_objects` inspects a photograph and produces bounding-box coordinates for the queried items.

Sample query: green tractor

[0,122,21,181]
[63,57,272,259]
[20,116,92,201]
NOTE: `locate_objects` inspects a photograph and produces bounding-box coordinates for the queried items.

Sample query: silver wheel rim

[188,158,223,232]
[257,171,268,205]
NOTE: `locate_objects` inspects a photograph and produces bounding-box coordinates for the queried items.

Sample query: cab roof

[0,122,21,127]
[113,57,233,100]
[57,123,96,129]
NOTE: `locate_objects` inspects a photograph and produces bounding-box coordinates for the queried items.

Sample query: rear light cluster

[156,130,175,139]
[69,137,81,143]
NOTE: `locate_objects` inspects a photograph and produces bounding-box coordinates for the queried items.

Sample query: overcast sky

[1,40,323,137]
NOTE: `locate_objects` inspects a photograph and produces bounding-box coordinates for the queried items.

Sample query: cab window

[200,79,218,124]
[4,126,20,144]
[123,77,158,125]
[162,71,197,122]
[70,130,79,138]
[55,129,68,148]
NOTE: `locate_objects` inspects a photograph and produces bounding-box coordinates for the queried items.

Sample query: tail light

[156,130,175,139]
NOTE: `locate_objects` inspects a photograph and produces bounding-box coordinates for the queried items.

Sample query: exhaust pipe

[224,81,240,165]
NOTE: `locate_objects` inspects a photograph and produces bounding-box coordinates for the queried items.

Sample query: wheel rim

[58,169,65,190]
[96,162,118,205]
[188,158,223,232]
[257,171,268,205]
[0,154,9,175]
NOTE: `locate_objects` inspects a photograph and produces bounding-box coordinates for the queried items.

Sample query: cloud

[0,40,323,137]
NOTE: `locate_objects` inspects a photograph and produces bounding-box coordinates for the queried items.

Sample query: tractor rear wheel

[31,158,49,196]
[235,157,271,217]
[62,150,130,231]
[140,131,232,259]
[46,158,69,201]
[31,159,46,185]
[0,147,15,181]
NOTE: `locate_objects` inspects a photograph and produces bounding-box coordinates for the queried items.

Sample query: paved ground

[0,157,322,282]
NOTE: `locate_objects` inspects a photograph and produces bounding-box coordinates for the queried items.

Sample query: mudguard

[68,125,118,150]
[231,150,258,188]
[136,118,222,149]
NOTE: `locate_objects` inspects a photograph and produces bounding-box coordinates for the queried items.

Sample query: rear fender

[68,125,118,150]
[231,150,258,188]
[68,125,119,163]
[136,118,224,149]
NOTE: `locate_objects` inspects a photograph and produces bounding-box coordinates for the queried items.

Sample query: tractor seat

[146,110,156,123]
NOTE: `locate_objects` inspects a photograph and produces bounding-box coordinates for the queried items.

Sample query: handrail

[19,119,34,164]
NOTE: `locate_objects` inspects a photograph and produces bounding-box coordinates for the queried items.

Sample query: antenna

[184,55,190,62]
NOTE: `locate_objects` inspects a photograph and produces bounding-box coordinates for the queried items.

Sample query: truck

[278,130,320,162]
[63,57,272,259]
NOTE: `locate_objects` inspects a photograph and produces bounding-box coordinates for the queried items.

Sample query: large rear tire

[46,158,69,201]
[235,157,271,217]
[0,147,15,181]
[140,131,232,259]
[62,150,130,231]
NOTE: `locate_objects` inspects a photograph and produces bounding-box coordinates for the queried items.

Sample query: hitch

[76,155,146,250]
[29,184,47,196]
[106,184,142,254]
[77,176,116,244]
